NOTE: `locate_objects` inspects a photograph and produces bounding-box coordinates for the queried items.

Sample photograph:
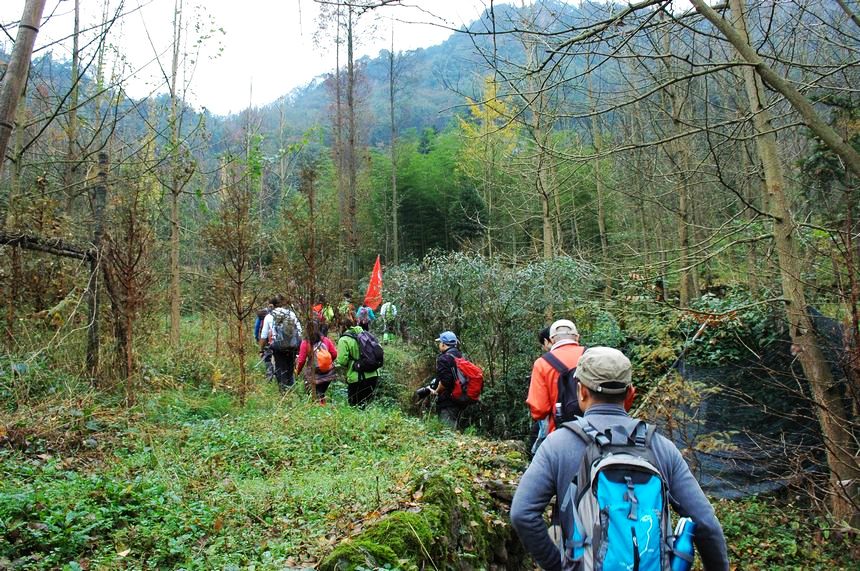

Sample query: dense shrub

[680,290,781,366]
[384,252,610,438]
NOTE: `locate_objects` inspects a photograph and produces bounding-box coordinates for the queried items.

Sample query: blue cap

[435,331,458,346]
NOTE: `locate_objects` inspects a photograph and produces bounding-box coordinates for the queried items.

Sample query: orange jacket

[526,342,586,432]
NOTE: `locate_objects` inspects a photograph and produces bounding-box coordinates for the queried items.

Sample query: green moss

[319,471,517,570]
[319,539,400,571]
[319,504,443,570]
[362,511,433,563]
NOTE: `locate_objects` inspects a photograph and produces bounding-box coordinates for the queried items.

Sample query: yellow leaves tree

[457,78,520,259]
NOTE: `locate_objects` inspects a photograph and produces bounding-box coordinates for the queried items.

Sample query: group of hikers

[253,292,392,407]
[253,294,729,569]
[433,319,729,569]
[511,318,729,570]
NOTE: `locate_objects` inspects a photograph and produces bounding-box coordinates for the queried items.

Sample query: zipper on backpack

[632,528,640,571]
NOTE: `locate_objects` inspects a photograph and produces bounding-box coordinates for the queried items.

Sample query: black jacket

[436,346,463,409]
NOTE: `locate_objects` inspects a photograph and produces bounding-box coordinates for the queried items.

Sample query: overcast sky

[1,0,495,116]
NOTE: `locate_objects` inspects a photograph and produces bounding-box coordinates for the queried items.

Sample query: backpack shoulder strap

[562,420,606,503]
[561,419,607,446]
[541,351,570,374]
[641,421,656,447]
[561,420,593,444]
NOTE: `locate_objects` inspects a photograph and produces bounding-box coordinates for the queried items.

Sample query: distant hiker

[355,304,376,331]
[526,319,586,436]
[336,324,384,407]
[312,295,335,337]
[527,326,553,456]
[380,301,398,343]
[255,303,275,381]
[511,347,729,571]
[295,319,338,405]
[253,305,269,343]
[337,292,356,334]
[426,331,463,428]
[259,294,303,393]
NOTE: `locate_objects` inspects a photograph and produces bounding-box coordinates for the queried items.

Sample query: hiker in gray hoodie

[510,347,729,571]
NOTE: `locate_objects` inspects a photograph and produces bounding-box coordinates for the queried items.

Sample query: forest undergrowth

[0,323,857,569]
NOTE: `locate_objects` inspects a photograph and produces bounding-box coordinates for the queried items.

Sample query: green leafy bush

[385,252,602,438]
[717,498,858,569]
[681,290,780,366]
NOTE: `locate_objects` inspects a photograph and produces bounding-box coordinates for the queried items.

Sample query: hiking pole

[633,320,708,416]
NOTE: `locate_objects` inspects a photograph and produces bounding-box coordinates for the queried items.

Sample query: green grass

[0,384,502,570]
[2,318,857,570]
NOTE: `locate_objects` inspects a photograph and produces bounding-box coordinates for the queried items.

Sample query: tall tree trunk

[536,107,553,262]
[304,166,319,402]
[0,0,47,183]
[724,0,860,523]
[64,0,80,212]
[389,27,399,265]
[4,83,27,346]
[86,152,108,379]
[334,8,347,288]
[740,137,759,296]
[125,307,134,404]
[168,0,183,346]
[589,75,610,296]
[661,22,696,306]
[345,6,358,276]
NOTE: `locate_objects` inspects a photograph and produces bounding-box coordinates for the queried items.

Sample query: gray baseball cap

[574,347,632,394]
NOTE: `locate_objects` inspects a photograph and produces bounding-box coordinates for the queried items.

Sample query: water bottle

[671,517,696,571]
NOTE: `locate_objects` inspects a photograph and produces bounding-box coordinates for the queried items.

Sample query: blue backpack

[560,420,674,571]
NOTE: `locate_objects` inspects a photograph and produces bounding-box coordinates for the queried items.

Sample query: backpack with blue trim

[560,419,674,571]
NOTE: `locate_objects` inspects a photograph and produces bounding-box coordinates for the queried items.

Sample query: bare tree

[0,0,47,181]
[708,0,860,524]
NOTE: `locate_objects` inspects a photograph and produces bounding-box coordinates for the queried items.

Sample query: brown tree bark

[660,20,697,306]
[722,0,860,523]
[86,152,108,380]
[0,0,47,182]
[168,0,183,347]
[588,71,611,295]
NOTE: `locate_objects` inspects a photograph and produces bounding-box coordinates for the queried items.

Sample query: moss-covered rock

[321,539,401,570]
[319,470,525,571]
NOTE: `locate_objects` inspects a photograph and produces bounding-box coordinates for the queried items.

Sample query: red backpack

[451,357,484,403]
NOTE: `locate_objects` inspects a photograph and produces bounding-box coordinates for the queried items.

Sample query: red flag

[364,255,382,310]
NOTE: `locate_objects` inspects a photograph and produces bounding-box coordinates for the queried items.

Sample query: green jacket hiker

[336,325,383,407]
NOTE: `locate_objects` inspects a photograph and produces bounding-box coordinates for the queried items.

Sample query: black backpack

[541,346,586,425]
[344,330,384,377]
